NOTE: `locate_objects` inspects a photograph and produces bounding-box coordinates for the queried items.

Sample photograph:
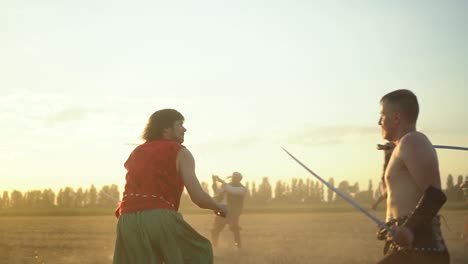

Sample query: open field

[0,211,466,264]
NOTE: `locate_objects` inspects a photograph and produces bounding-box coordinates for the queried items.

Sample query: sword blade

[433,145,468,151]
[282,147,392,234]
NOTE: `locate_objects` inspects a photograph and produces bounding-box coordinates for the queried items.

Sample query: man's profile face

[167,120,186,143]
[379,102,397,141]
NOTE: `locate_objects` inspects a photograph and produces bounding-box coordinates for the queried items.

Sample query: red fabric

[115,139,185,218]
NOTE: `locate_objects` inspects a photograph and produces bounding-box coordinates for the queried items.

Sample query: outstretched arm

[177,148,227,216]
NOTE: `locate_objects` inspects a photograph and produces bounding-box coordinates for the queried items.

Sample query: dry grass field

[0,211,466,264]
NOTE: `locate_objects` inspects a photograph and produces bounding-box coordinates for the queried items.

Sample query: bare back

[384,131,441,221]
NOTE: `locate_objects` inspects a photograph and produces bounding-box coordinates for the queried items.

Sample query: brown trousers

[211,214,241,247]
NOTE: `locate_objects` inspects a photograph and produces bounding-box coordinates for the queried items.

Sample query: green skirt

[113,209,213,264]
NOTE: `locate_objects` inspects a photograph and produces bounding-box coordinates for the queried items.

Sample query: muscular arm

[176,148,221,211]
[399,133,442,191]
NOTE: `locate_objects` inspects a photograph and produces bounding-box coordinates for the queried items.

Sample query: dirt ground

[0,211,466,264]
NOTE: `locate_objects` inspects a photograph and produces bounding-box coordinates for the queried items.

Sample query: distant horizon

[2,170,466,195]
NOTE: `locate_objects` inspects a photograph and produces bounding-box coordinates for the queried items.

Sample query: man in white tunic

[211,172,247,249]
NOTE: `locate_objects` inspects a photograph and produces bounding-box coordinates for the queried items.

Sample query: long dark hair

[141,109,184,141]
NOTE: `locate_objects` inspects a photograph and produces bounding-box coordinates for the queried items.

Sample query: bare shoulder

[176,147,195,170]
[399,131,437,165]
[399,132,433,153]
[177,147,193,159]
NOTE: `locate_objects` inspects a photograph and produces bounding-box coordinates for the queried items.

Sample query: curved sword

[377,144,468,152]
[281,147,394,236]
[433,145,468,151]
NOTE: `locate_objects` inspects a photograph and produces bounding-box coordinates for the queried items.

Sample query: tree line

[0,184,120,209]
[1,174,466,210]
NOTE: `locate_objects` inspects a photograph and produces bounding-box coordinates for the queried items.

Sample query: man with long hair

[113,109,227,264]
[376,89,449,263]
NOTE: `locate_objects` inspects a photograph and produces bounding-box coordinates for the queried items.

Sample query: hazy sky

[1,1,467,193]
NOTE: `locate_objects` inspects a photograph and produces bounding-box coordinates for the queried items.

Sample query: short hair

[232,172,243,181]
[380,89,419,123]
[141,109,184,141]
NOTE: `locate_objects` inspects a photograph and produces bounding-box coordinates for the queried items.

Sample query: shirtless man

[376,89,449,264]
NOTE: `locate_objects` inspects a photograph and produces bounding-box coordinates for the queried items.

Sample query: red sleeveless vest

[115,139,185,218]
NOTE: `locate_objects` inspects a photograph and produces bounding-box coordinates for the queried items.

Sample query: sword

[281,147,394,236]
[377,144,468,151]
[433,145,468,151]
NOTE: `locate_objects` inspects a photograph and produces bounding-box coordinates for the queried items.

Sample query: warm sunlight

[1,1,467,263]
